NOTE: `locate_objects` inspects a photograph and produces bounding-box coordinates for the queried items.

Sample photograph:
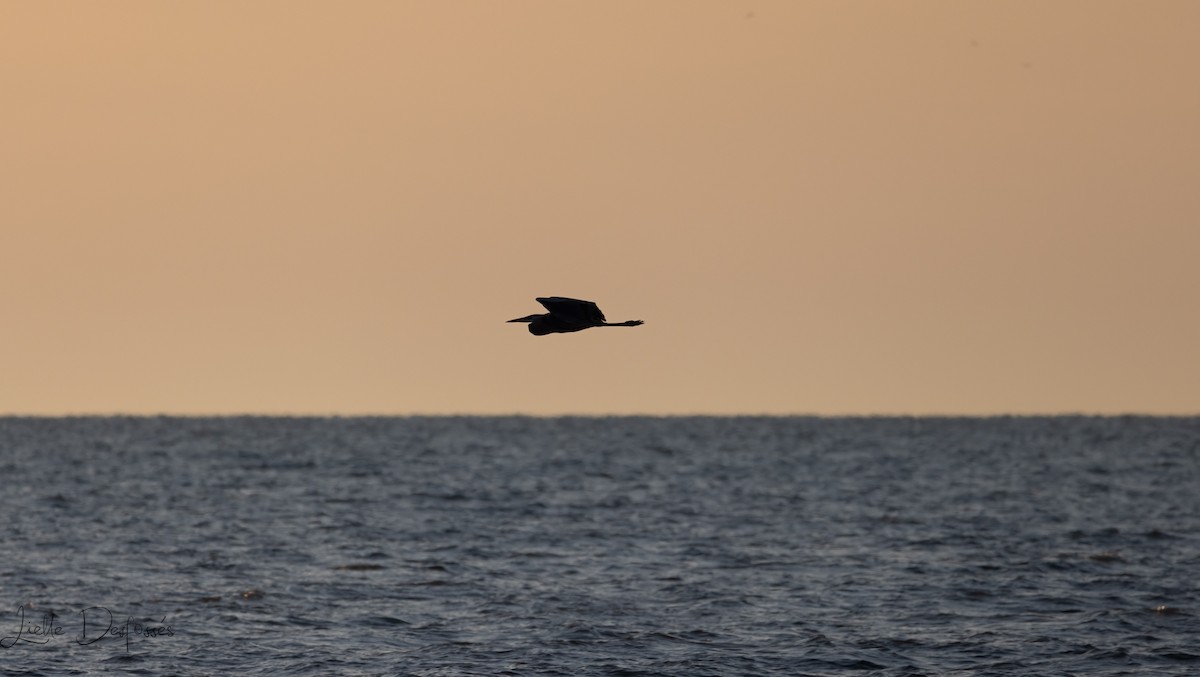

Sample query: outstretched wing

[536,296,606,324]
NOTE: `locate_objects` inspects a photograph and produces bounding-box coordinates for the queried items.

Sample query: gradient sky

[3,2,1198,415]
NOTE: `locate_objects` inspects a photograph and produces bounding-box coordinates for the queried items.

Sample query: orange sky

[3,2,1198,415]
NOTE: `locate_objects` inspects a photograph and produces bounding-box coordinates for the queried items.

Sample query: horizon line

[2,410,1197,419]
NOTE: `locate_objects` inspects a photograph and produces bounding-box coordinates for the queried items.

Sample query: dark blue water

[1,416,1197,675]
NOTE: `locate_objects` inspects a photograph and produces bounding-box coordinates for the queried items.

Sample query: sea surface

[1,416,1197,675]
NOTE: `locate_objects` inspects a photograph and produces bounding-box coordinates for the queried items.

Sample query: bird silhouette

[508,297,644,336]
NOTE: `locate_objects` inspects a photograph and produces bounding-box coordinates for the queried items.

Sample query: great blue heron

[508,297,644,336]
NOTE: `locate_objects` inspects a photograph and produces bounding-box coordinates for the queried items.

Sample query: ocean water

[0,416,1197,676]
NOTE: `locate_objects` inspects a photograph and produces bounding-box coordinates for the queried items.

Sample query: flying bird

[508,297,644,336]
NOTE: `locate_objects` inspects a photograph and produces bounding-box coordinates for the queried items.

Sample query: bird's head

[507,314,542,323]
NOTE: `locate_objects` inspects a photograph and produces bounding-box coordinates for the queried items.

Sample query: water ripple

[0,416,1197,674]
